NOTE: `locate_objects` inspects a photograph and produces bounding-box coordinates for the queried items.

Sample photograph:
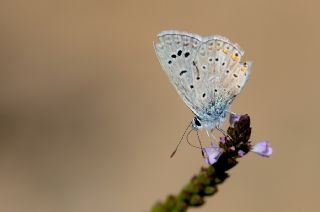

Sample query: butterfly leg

[186,129,202,149]
[186,129,205,158]
[225,110,236,115]
[196,131,205,158]
[216,126,232,140]
[206,129,219,143]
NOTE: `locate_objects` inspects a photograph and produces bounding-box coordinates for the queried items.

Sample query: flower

[251,141,273,157]
[203,143,223,165]
[229,113,241,127]
[219,137,225,144]
[238,150,245,157]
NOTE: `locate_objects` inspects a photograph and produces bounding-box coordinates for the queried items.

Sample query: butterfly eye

[193,117,201,127]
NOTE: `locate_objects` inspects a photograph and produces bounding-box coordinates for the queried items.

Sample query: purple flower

[219,137,225,144]
[229,113,241,127]
[203,143,223,165]
[251,141,273,157]
[238,150,245,157]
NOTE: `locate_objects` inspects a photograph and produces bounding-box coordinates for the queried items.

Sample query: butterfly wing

[154,31,252,122]
[154,30,203,116]
[192,36,252,120]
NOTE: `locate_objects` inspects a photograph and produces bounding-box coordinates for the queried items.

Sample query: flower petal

[251,141,272,157]
[219,137,226,144]
[238,150,245,157]
[229,113,241,127]
[203,143,223,165]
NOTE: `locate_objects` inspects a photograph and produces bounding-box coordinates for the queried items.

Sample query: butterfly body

[154,30,251,132]
[191,99,229,130]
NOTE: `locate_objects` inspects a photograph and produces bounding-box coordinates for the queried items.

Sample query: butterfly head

[191,117,202,130]
[192,116,211,130]
[192,110,227,131]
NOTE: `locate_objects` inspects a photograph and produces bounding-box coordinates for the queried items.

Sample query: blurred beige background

[0,0,319,211]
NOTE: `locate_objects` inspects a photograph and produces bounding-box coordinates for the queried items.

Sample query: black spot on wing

[179,70,187,76]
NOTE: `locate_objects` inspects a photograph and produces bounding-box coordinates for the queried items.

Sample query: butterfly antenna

[170,121,192,158]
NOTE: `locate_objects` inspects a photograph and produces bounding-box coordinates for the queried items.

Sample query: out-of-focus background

[0,0,319,211]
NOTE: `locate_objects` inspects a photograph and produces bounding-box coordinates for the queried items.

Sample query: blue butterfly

[154,30,251,155]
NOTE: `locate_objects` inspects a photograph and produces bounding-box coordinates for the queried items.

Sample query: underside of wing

[193,36,252,118]
[154,30,203,115]
[154,31,252,121]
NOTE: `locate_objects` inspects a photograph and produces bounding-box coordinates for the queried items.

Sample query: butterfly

[154,30,251,153]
